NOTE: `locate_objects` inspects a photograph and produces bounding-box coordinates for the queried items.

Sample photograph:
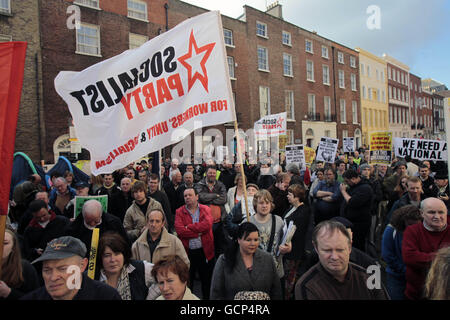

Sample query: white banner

[254,112,287,137]
[316,137,339,163]
[393,138,447,161]
[343,137,355,153]
[285,145,306,170]
[55,11,234,175]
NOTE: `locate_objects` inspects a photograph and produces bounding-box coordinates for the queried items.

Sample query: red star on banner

[277,117,284,128]
[178,29,215,92]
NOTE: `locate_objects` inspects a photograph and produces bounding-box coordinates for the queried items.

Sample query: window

[256,21,267,38]
[389,107,393,123]
[376,69,380,81]
[308,94,316,115]
[377,89,381,102]
[282,31,291,46]
[362,86,366,99]
[351,74,356,91]
[338,52,344,64]
[129,33,148,49]
[388,67,391,80]
[227,56,235,79]
[324,96,331,119]
[306,60,314,81]
[367,65,371,77]
[401,73,404,85]
[352,101,358,124]
[338,70,345,88]
[393,87,396,100]
[361,63,365,75]
[342,130,348,138]
[128,0,148,21]
[401,90,405,102]
[286,129,294,144]
[223,28,234,46]
[259,86,270,117]
[283,53,293,76]
[397,71,400,83]
[322,46,329,59]
[381,71,384,82]
[368,88,372,100]
[382,90,386,102]
[324,130,331,137]
[350,56,356,68]
[340,99,346,123]
[285,91,294,120]
[0,34,12,42]
[389,86,392,99]
[74,0,99,8]
[305,39,313,53]
[257,46,269,71]
[322,65,330,85]
[76,23,101,56]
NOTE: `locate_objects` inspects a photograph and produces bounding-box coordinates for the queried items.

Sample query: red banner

[0,42,27,216]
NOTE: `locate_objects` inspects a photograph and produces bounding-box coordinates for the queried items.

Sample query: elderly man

[49,177,76,216]
[124,181,163,242]
[131,209,189,266]
[402,197,450,300]
[66,199,128,256]
[109,177,134,223]
[21,236,121,300]
[195,165,228,257]
[313,168,342,224]
[295,220,389,300]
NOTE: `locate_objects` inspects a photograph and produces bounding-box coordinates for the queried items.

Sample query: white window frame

[227,56,236,80]
[282,31,291,46]
[352,101,358,124]
[259,86,270,117]
[338,52,344,64]
[338,70,345,89]
[256,21,268,38]
[388,66,391,80]
[283,53,293,77]
[306,60,314,82]
[305,39,313,53]
[324,96,331,119]
[257,46,269,72]
[367,65,371,77]
[127,0,148,22]
[340,99,346,124]
[129,33,148,49]
[361,63,365,76]
[350,56,356,68]
[223,28,234,47]
[351,74,356,91]
[0,34,12,42]
[308,94,316,116]
[285,90,295,121]
[74,0,99,9]
[362,86,366,99]
[76,23,101,57]
[322,45,329,59]
[322,65,330,85]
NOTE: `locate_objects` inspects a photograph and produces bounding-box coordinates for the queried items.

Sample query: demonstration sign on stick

[254,112,287,137]
[74,195,108,219]
[55,11,235,175]
[316,137,339,163]
[369,132,392,165]
[285,145,306,170]
[393,138,447,161]
[343,137,355,153]
[304,146,316,167]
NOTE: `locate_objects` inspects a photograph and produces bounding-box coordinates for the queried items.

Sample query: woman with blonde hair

[424,246,450,300]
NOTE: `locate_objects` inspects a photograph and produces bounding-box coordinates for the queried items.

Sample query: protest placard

[343,137,355,153]
[316,137,339,163]
[254,112,287,137]
[55,11,235,175]
[304,146,316,167]
[285,145,306,170]
[74,195,108,219]
[393,138,447,161]
[369,132,392,165]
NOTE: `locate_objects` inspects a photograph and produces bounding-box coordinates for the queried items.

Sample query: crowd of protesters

[2,146,450,301]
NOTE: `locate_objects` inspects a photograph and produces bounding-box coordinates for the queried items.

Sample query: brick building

[432,93,445,140]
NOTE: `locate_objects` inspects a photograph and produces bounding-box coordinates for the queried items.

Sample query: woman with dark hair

[64,170,76,189]
[97,232,159,300]
[151,255,198,300]
[282,184,311,300]
[0,227,39,300]
[210,222,282,300]
[381,204,422,300]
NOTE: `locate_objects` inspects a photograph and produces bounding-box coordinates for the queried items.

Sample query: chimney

[266,1,282,19]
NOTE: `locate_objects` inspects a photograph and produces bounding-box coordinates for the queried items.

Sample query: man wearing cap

[432,171,449,212]
[21,236,121,300]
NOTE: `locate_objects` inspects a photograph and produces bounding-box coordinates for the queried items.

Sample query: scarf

[100,264,133,300]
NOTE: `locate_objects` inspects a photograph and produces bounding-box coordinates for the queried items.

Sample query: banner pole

[234,121,250,221]
[0,215,6,278]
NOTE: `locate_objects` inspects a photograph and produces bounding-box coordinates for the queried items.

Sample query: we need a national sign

[55,11,235,175]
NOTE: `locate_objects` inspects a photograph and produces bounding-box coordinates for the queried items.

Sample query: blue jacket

[381,224,405,276]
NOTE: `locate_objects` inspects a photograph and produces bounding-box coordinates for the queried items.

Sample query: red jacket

[175,204,215,261]
[402,222,450,300]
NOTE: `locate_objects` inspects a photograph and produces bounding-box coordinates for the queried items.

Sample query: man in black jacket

[267,173,291,217]
[21,236,121,300]
[339,169,374,252]
[109,177,134,223]
[148,173,173,232]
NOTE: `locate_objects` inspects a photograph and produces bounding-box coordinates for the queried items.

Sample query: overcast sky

[181,0,450,88]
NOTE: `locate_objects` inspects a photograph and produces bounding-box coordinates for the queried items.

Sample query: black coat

[149,190,173,230]
[268,185,289,218]
[340,180,373,224]
[219,168,237,190]
[282,204,311,261]
[1,260,40,300]
[109,191,133,223]
[163,182,185,218]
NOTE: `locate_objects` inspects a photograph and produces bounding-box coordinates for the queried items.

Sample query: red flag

[0,42,27,216]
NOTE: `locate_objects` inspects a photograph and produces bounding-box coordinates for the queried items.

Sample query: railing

[324,114,336,122]
[307,113,321,121]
